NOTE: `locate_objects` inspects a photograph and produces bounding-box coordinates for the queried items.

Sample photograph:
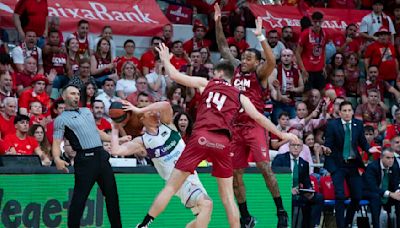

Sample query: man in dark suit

[324,101,380,228]
[272,140,323,227]
[363,147,400,228]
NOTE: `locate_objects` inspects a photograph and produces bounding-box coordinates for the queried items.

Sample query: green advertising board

[0,173,291,227]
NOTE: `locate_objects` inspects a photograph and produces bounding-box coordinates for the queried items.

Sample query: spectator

[360,65,386,105]
[355,88,387,135]
[28,124,51,163]
[28,101,49,126]
[269,49,304,123]
[289,102,326,141]
[65,37,80,77]
[0,28,10,55]
[180,49,209,79]
[344,52,361,96]
[68,19,93,58]
[304,131,324,165]
[183,21,212,54]
[394,4,400,55]
[69,58,97,93]
[61,139,76,166]
[363,147,400,228]
[383,108,400,146]
[272,139,323,228]
[266,30,286,61]
[270,112,291,150]
[43,29,69,99]
[115,39,141,76]
[45,98,65,144]
[391,136,400,162]
[80,82,96,109]
[90,37,117,87]
[360,0,395,42]
[95,78,119,120]
[0,52,12,74]
[126,76,154,106]
[170,41,190,71]
[200,47,213,64]
[116,61,139,99]
[281,26,297,51]
[14,56,37,96]
[362,125,380,161]
[137,92,152,108]
[0,71,15,101]
[228,44,240,60]
[296,11,328,91]
[13,0,48,39]
[327,96,346,119]
[4,114,51,166]
[306,89,322,113]
[325,68,347,102]
[334,24,362,56]
[92,100,112,131]
[11,31,44,73]
[227,25,249,54]
[173,112,193,143]
[325,52,345,80]
[0,97,17,139]
[94,26,116,60]
[140,36,163,76]
[18,74,50,116]
[364,27,399,85]
[167,85,186,110]
[46,16,63,46]
[162,24,174,48]
[146,58,171,101]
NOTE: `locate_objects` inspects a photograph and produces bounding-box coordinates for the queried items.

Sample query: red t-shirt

[384,124,400,142]
[332,34,361,56]
[14,0,48,36]
[227,37,250,54]
[140,50,156,73]
[96,118,112,131]
[46,120,54,144]
[4,134,38,155]
[43,50,67,75]
[298,28,327,72]
[115,55,141,75]
[29,114,46,126]
[328,0,357,8]
[325,83,347,98]
[19,88,51,115]
[15,71,33,88]
[364,42,397,81]
[170,56,188,71]
[193,79,241,133]
[0,115,16,139]
[183,39,212,54]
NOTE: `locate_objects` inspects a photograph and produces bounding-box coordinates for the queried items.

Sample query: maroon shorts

[231,125,269,169]
[175,129,233,178]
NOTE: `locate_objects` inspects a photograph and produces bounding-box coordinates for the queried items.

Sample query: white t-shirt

[116,79,136,97]
[146,72,167,101]
[11,45,43,65]
[360,12,395,36]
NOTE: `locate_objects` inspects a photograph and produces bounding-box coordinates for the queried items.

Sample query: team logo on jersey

[233,78,251,91]
[197,136,225,150]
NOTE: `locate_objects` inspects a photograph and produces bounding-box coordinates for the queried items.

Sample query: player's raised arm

[239,94,298,143]
[214,3,240,67]
[121,100,173,125]
[254,17,276,82]
[156,43,208,92]
[111,123,146,157]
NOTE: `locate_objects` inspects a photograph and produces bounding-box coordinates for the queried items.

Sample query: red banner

[0,0,170,36]
[248,4,370,35]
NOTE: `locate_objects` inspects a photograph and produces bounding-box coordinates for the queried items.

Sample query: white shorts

[175,171,207,215]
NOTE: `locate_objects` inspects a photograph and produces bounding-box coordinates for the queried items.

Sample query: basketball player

[110,100,212,228]
[135,43,298,228]
[215,4,288,227]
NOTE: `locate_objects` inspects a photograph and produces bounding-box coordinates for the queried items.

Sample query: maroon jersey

[193,79,241,133]
[43,50,67,75]
[94,54,112,77]
[231,66,265,125]
[73,32,90,57]
[69,56,79,76]
[277,64,300,106]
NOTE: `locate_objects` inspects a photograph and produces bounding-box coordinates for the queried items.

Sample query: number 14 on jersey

[206,92,227,111]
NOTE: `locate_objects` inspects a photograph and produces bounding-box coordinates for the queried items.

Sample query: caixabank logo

[0,187,105,228]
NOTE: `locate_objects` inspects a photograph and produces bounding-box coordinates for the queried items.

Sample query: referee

[52,84,122,228]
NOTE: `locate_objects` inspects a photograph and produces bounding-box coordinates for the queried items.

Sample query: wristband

[257,34,266,42]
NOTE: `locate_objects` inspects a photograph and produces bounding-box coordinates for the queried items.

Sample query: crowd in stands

[4,0,400,226]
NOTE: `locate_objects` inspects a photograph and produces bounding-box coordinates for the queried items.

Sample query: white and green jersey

[142,124,206,210]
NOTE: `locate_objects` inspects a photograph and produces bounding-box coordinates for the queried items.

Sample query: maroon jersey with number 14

[193,79,241,133]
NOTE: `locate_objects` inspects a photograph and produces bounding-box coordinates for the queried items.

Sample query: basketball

[109,101,130,123]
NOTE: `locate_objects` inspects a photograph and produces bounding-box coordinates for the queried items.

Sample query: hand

[214,3,221,22]
[155,43,173,64]
[369,146,382,154]
[54,157,69,173]
[121,100,140,113]
[272,79,280,89]
[281,95,292,104]
[41,157,52,166]
[281,133,299,143]
[252,17,263,37]
[345,37,353,43]
[390,191,400,201]
[322,146,332,156]
[47,69,57,84]
[292,187,299,195]
[119,135,132,144]
[302,70,309,82]
[108,73,119,81]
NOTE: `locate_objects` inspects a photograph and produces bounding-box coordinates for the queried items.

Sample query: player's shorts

[176,172,208,215]
[175,129,233,178]
[231,124,269,169]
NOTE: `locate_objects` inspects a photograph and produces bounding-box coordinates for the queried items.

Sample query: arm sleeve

[14,0,26,14]
[53,117,65,140]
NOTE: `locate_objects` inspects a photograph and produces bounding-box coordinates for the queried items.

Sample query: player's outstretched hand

[281,133,299,144]
[155,43,173,64]
[252,17,263,37]
[214,3,221,21]
[121,100,140,113]
[54,157,69,173]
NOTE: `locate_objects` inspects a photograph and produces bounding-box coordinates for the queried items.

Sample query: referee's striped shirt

[54,108,102,151]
